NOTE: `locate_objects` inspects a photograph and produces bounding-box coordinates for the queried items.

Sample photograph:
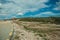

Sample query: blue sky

[0,0,60,19]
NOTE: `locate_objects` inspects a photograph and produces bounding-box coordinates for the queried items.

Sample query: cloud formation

[0,0,60,19]
[0,0,48,18]
[34,12,56,17]
[53,2,60,10]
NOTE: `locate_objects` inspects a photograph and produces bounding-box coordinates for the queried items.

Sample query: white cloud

[54,2,60,10]
[0,0,48,18]
[0,14,8,16]
[0,0,49,18]
[34,12,55,17]
[41,12,54,14]
[17,12,24,15]
[12,16,17,18]
[53,7,60,10]
[12,0,48,9]
[0,3,2,6]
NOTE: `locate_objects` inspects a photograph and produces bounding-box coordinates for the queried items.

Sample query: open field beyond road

[14,20,60,40]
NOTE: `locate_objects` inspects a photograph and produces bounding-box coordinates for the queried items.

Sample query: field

[13,18,60,40]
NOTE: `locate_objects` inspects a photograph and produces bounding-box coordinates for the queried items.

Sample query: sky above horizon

[0,0,60,19]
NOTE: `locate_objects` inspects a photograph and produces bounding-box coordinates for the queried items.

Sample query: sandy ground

[0,20,60,40]
[13,22,43,40]
[14,21,60,40]
[0,21,42,40]
[0,21,13,40]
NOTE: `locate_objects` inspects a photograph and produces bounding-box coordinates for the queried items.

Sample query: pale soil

[0,21,42,40]
[0,20,60,40]
[0,21,13,40]
[13,22,43,40]
[14,21,60,40]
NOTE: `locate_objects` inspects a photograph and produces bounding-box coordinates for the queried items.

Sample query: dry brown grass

[14,20,60,40]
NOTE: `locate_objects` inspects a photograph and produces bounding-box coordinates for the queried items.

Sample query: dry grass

[14,20,60,40]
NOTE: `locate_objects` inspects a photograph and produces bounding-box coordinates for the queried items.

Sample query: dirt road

[0,21,13,40]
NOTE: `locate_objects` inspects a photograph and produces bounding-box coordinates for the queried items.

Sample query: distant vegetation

[16,17,60,24]
[13,17,60,40]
